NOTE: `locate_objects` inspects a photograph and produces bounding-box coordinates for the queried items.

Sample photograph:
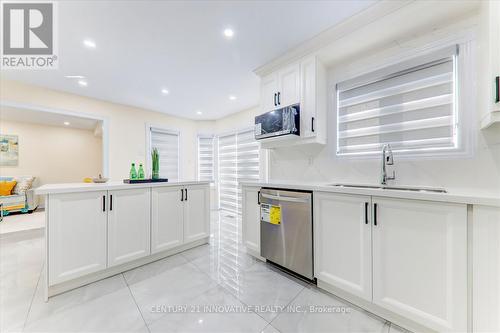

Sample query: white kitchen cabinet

[278,63,301,107]
[48,191,107,285]
[151,186,184,253]
[260,73,279,112]
[371,197,467,332]
[242,186,261,256]
[314,192,372,301]
[300,56,326,142]
[107,188,151,267]
[183,185,210,243]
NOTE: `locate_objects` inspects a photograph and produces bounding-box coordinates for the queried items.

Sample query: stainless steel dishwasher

[259,188,313,280]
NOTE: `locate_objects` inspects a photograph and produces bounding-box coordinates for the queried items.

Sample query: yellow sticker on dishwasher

[270,205,281,225]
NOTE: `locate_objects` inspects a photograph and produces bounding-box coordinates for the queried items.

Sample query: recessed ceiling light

[196,110,202,115]
[63,121,70,126]
[223,28,234,39]
[229,95,237,100]
[83,39,96,48]
[161,88,169,95]
[78,80,88,87]
[65,75,85,79]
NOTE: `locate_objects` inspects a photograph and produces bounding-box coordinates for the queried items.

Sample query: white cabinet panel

[184,185,210,243]
[314,192,372,301]
[48,191,107,285]
[278,63,300,107]
[372,197,467,332]
[151,186,184,253]
[107,188,151,267]
[242,187,261,255]
[261,73,279,112]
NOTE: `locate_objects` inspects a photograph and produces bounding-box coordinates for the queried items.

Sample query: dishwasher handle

[260,193,310,203]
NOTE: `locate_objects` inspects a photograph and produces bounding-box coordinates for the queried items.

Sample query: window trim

[145,123,181,180]
[332,34,476,160]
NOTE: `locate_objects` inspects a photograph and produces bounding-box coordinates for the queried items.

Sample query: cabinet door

[372,197,467,332]
[278,63,300,107]
[183,185,210,243]
[48,191,107,285]
[242,187,260,255]
[107,188,151,267]
[151,186,184,253]
[314,192,372,301]
[300,57,317,137]
[260,73,279,112]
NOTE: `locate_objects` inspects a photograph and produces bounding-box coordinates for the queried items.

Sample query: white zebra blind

[198,135,214,181]
[336,45,459,156]
[218,129,260,214]
[150,128,179,181]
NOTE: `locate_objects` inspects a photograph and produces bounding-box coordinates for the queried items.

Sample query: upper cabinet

[481,0,500,129]
[258,55,327,148]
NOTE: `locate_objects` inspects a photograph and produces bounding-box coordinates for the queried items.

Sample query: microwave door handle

[260,193,310,203]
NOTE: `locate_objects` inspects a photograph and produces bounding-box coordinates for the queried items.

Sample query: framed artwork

[0,135,19,166]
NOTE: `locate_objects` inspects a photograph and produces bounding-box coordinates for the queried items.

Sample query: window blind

[217,128,260,215]
[150,128,179,181]
[197,135,214,181]
[336,45,458,156]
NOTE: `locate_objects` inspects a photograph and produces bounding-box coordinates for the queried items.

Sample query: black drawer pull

[364,202,369,224]
[102,195,106,212]
[373,203,378,226]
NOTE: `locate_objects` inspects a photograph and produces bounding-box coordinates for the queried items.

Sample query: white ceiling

[1,0,375,120]
[1,106,100,131]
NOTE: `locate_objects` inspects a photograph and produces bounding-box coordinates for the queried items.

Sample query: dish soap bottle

[138,164,145,180]
[130,163,138,180]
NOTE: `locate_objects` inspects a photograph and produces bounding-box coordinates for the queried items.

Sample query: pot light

[229,95,237,100]
[83,39,96,48]
[161,88,169,95]
[63,121,70,126]
[223,28,234,39]
[196,110,202,115]
[65,75,85,79]
[78,80,88,87]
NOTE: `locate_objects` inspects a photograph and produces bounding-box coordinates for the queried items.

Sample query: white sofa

[0,176,38,215]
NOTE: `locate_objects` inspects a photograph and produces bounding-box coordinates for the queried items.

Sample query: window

[217,128,260,215]
[197,135,214,181]
[150,127,179,181]
[336,45,465,157]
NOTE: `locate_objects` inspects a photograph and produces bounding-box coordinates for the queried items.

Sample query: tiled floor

[0,210,45,235]
[0,211,411,333]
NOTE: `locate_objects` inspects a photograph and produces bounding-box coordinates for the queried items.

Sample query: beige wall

[0,120,102,186]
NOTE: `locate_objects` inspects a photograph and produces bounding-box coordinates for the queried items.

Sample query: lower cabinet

[183,185,210,243]
[314,192,467,332]
[314,192,372,301]
[107,188,151,267]
[48,191,107,285]
[151,186,184,253]
[242,186,261,255]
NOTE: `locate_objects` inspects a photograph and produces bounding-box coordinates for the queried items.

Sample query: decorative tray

[123,178,168,184]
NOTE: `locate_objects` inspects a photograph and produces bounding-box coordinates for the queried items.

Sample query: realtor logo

[1,1,58,69]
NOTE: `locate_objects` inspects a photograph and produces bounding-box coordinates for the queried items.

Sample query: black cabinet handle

[311,117,315,132]
[274,93,277,106]
[277,92,281,105]
[110,195,113,211]
[181,189,184,201]
[185,188,188,201]
[364,202,369,224]
[373,203,378,226]
[102,195,106,212]
[257,191,261,205]
[495,76,499,103]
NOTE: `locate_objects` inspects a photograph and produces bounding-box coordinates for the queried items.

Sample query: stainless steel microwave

[254,104,300,140]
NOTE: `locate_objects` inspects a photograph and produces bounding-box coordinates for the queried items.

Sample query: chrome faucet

[381,144,395,185]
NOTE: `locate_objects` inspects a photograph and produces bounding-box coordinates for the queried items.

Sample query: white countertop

[240,180,500,207]
[35,180,211,195]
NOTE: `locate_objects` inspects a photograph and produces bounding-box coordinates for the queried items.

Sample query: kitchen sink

[329,183,447,193]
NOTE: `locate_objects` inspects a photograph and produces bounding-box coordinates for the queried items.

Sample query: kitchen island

[35,181,210,300]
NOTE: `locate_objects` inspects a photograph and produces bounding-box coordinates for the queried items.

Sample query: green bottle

[138,164,145,180]
[130,163,138,180]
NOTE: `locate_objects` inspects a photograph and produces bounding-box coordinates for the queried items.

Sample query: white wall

[0,120,102,186]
